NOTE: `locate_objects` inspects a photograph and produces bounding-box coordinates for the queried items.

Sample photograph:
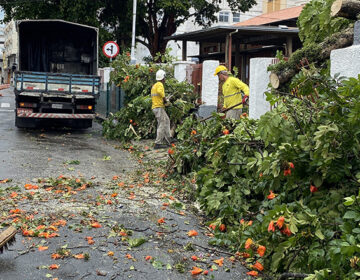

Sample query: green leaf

[344,196,355,206]
[344,211,357,219]
[315,229,325,240]
[128,237,147,248]
[152,260,163,269]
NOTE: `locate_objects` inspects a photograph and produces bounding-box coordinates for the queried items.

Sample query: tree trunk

[270,27,354,88]
[331,0,360,19]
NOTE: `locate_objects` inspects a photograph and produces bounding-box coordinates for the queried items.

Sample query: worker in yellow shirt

[151,69,172,149]
[214,65,249,120]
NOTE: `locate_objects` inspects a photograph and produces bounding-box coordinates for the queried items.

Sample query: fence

[96,83,125,119]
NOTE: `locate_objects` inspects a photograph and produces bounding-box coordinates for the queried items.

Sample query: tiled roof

[235,5,304,26]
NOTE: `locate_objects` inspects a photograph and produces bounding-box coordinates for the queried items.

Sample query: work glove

[242,95,249,104]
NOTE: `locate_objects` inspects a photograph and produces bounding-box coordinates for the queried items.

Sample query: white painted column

[198,60,219,118]
[249,58,273,119]
[173,61,195,82]
[331,45,360,78]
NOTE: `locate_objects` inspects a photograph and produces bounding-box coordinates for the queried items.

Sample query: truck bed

[14,71,100,128]
[15,71,100,95]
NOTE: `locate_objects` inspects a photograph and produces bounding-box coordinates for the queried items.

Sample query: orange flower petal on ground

[145,255,152,261]
[245,238,253,249]
[158,217,165,224]
[191,255,198,261]
[209,224,216,230]
[38,246,48,251]
[86,236,95,245]
[51,253,61,259]
[253,261,264,271]
[125,253,133,259]
[246,270,258,277]
[107,251,114,256]
[10,192,18,198]
[91,222,102,228]
[74,254,85,259]
[187,230,198,237]
[257,245,266,257]
[49,264,59,270]
[213,257,224,266]
[190,266,203,275]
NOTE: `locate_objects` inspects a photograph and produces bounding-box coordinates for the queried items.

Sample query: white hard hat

[156,69,166,80]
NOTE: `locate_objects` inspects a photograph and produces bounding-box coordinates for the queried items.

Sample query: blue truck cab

[14,20,100,128]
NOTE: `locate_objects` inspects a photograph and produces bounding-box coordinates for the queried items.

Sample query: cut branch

[331,0,360,19]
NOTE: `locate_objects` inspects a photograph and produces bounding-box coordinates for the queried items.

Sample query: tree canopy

[1,0,257,60]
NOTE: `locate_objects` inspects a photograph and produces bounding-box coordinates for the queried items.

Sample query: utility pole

[130,0,137,64]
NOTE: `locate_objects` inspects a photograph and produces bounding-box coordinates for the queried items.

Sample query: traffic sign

[102,41,120,59]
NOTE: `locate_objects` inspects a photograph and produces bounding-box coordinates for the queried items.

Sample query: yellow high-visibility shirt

[151,81,165,109]
[222,77,249,109]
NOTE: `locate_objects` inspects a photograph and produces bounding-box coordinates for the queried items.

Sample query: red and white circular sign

[102,41,120,59]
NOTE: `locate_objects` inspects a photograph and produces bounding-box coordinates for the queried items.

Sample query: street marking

[1,103,10,108]
[0,109,13,112]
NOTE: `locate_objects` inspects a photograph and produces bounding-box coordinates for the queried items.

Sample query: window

[219,11,229,23]
[233,13,240,23]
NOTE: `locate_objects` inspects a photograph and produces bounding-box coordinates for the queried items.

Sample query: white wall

[249,58,273,119]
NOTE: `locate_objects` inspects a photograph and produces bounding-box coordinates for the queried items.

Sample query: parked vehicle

[14,20,100,128]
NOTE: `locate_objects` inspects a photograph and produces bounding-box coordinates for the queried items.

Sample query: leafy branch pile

[102,51,196,142]
[168,68,360,279]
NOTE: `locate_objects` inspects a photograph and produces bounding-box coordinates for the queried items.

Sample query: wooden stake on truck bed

[0,226,17,253]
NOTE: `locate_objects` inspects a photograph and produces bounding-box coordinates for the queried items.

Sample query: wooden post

[228,34,232,70]
[286,36,293,56]
[225,35,229,68]
[235,39,240,75]
[241,44,247,81]
[182,40,187,61]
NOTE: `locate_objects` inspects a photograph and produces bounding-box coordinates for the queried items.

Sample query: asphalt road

[0,87,250,280]
[0,87,136,182]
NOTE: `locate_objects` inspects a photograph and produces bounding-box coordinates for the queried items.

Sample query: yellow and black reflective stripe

[224,92,243,98]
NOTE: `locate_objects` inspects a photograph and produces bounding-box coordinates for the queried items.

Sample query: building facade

[3,20,18,84]
[135,0,308,63]
[0,26,4,83]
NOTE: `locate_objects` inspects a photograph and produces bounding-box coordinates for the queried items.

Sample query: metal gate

[96,83,125,118]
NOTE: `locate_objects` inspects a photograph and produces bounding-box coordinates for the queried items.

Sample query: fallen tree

[269,27,354,88]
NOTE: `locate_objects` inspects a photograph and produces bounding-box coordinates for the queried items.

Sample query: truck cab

[14,20,100,128]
